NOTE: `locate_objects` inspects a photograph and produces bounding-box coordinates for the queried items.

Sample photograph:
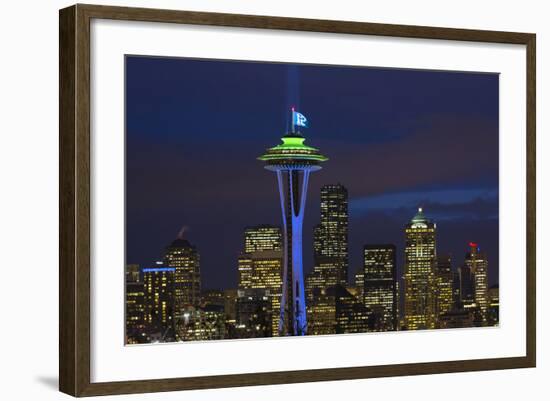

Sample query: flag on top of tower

[292,110,308,128]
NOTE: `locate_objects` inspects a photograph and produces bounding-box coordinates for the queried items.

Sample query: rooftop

[410,207,432,225]
[167,238,194,249]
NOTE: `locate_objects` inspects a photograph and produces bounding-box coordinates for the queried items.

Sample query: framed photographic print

[59,4,536,397]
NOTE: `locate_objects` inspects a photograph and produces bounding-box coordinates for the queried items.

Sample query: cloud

[350,187,498,221]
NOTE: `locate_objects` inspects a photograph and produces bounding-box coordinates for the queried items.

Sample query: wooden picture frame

[59,3,536,397]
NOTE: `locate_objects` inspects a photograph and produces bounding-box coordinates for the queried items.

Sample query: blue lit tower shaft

[258,128,327,336]
[275,168,311,335]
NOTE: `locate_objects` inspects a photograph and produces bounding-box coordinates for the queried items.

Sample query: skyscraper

[306,287,338,335]
[244,225,283,253]
[125,264,146,344]
[237,254,254,290]
[238,226,283,336]
[353,268,364,300]
[451,270,461,309]
[126,263,140,283]
[306,184,349,326]
[334,285,369,334]
[458,264,475,309]
[314,184,349,286]
[362,244,398,331]
[143,266,175,342]
[176,305,226,341]
[465,242,489,323]
[223,289,238,338]
[305,260,341,303]
[164,236,201,316]
[258,119,327,336]
[404,208,437,330]
[487,284,499,326]
[435,254,454,320]
[306,272,338,335]
[200,289,225,308]
[250,250,283,336]
[235,288,273,338]
[306,285,368,335]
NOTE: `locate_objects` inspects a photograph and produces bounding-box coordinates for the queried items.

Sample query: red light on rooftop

[469,242,478,248]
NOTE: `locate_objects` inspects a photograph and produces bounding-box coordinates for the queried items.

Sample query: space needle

[258,109,327,336]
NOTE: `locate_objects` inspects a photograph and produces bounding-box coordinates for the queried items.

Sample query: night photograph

[124,56,499,344]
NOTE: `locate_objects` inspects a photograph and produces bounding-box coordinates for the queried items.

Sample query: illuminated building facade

[452,270,461,308]
[125,264,146,344]
[334,285,369,334]
[223,289,238,336]
[244,225,282,253]
[439,309,474,329]
[258,125,327,335]
[143,267,175,342]
[126,263,140,283]
[306,265,341,334]
[395,281,401,328]
[307,285,368,335]
[458,265,475,308]
[164,237,201,317]
[238,226,283,336]
[362,244,398,331]
[235,288,273,338]
[465,242,489,323]
[404,208,437,330]
[237,254,253,290]
[200,288,225,308]
[487,284,499,326]
[307,287,337,335]
[306,184,348,326]
[354,268,364,300]
[305,260,341,303]
[249,250,283,336]
[313,184,349,286]
[176,305,226,341]
[435,254,454,319]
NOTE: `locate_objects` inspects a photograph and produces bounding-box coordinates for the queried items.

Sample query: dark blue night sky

[125,56,499,290]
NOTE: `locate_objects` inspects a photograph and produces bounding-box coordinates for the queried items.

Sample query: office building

[235,288,273,338]
[465,242,489,323]
[458,264,475,309]
[176,305,226,341]
[487,284,499,326]
[125,264,146,344]
[143,266,176,342]
[404,208,437,330]
[126,263,140,283]
[164,236,201,316]
[362,244,398,331]
[244,225,282,253]
[435,254,454,320]
[238,226,283,336]
[313,184,349,286]
[307,285,368,335]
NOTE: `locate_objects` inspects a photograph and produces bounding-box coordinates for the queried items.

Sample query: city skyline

[127,184,498,291]
[125,55,499,342]
[130,203,496,299]
[126,56,499,290]
[125,204,498,344]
